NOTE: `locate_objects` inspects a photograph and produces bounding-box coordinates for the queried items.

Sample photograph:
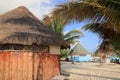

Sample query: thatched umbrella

[70,43,89,64]
[0,6,68,48]
[71,43,89,56]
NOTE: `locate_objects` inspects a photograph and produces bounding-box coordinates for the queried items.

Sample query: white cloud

[0,0,53,19]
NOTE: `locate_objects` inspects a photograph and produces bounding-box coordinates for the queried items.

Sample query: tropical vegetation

[43,16,83,58]
[60,49,69,58]
[52,0,120,52]
[43,16,83,44]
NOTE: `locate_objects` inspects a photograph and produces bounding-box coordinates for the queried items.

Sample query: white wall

[49,46,60,55]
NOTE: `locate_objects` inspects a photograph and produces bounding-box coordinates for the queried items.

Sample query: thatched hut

[71,43,89,56]
[68,43,91,62]
[0,6,68,80]
[92,49,112,63]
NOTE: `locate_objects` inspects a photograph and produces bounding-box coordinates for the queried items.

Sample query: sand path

[61,62,120,80]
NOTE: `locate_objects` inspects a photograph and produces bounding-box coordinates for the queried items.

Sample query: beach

[59,62,120,80]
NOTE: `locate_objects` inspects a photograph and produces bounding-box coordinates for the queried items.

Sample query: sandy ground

[60,62,120,80]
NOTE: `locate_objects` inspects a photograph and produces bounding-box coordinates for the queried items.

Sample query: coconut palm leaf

[43,16,65,37]
[64,30,83,43]
[52,0,120,52]
[52,0,120,30]
[42,16,83,44]
[64,30,83,39]
[83,23,120,52]
[53,2,100,23]
[83,23,120,40]
[64,35,81,44]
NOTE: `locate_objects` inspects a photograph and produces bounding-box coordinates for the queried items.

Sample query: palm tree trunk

[71,54,74,64]
[70,49,74,64]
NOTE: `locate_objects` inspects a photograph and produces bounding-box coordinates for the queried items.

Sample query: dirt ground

[60,62,120,80]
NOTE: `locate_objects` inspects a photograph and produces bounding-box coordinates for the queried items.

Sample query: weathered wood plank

[0,53,4,80]
[17,52,23,80]
[0,52,60,80]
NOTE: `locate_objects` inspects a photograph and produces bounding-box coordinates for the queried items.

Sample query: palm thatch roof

[71,43,89,56]
[93,48,116,57]
[0,6,68,47]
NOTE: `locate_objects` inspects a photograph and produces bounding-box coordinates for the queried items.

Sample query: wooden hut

[0,6,68,80]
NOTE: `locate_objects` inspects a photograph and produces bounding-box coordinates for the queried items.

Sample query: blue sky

[64,20,101,53]
[0,0,101,53]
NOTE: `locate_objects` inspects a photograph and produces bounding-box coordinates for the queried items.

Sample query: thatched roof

[93,48,116,57]
[71,43,89,56]
[0,6,68,47]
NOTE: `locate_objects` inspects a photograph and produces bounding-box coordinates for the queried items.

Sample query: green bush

[60,49,69,58]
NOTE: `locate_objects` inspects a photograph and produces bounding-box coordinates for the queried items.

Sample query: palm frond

[42,16,65,37]
[53,1,104,23]
[64,30,83,38]
[83,23,120,52]
[42,16,83,44]
[64,29,83,44]
[64,35,81,44]
[52,0,120,30]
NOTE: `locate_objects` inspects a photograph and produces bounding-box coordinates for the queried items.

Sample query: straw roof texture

[93,49,116,57]
[0,6,68,46]
[71,43,89,56]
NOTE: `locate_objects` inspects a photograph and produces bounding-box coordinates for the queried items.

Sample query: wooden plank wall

[42,53,60,80]
[0,51,60,80]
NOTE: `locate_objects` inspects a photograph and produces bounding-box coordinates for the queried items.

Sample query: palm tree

[43,16,83,64]
[52,0,120,29]
[42,16,83,44]
[52,0,120,52]
[83,23,120,52]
